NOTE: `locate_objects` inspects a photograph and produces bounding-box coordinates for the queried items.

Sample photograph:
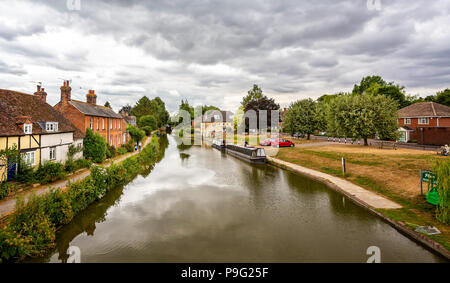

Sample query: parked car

[260,138,276,146]
[272,138,295,148]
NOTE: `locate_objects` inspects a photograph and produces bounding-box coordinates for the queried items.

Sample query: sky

[0,0,449,114]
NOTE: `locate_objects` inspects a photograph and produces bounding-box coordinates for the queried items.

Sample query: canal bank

[267,156,450,260]
[31,135,446,263]
[0,135,162,262]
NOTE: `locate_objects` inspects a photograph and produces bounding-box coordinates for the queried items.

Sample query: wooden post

[420,170,423,195]
[342,157,346,176]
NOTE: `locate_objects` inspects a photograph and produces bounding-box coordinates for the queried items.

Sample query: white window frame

[49,147,56,161]
[97,118,99,130]
[46,122,59,132]
[24,123,33,135]
[110,119,113,129]
[90,117,93,129]
[405,118,411,125]
[22,151,35,166]
[418,117,429,125]
[102,118,105,129]
[119,120,121,129]
[123,133,126,143]
[115,119,117,129]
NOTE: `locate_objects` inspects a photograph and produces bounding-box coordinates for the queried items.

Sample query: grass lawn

[275,142,450,251]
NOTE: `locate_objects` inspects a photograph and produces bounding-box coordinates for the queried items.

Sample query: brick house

[0,87,83,182]
[54,81,130,148]
[398,102,450,145]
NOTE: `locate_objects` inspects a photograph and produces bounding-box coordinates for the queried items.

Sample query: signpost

[341,158,346,176]
[420,170,440,206]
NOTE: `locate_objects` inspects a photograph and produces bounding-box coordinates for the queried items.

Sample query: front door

[6,159,17,181]
[399,131,406,142]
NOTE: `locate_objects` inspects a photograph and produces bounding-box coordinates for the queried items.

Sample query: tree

[352,76,387,95]
[127,125,145,143]
[244,96,280,131]
[241,84,264,108]
[83,128,107,163]
[327,94,399,146]
[435,89,450,107]
[353,75,409,108]
[104,101,112,108]
[131,96,170,127]
[283,99,320,139]
[139,115,158,131]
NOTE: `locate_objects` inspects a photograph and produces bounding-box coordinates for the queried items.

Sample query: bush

[75,158,92,170]
[106,144,117,159]
[35,162,66,185]
[117,147,128,155]
[83,128,107,163]
[434,160,450,224]
[15,162,35,184]
[127,125,145,143]
[142,126,152,136]
[121,140,135,153]
[0,182,18,200]
[139,115,157,130]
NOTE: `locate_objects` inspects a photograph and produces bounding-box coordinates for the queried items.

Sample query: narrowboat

[225,144,267,163]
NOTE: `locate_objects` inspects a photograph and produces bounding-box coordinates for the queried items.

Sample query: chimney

[86,89,97,105]
[60,80,72,105]
[34,85,47,103]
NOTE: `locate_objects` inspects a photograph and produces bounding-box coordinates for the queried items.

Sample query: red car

[271,138,295,148]
[259,138,276,146]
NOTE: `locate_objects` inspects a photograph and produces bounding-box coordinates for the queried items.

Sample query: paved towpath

[0,138,150,219]
[268,156,402,209]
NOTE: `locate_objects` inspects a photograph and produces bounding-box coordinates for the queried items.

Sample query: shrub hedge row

[0,135,160,262]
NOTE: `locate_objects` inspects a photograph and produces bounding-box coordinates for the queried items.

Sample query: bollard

[342,157,346,176]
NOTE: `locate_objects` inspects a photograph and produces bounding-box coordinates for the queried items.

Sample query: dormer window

[24,123,33,134]
[46,122,59,132]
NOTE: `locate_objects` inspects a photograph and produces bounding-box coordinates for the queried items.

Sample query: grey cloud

[0,60,27,76]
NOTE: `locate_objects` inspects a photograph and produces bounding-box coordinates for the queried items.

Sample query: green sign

[422,171,437,185]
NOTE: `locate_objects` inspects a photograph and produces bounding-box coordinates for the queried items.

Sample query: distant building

[398,102,450,145]
[54,81,130,148]
[119,109,137,127]
[195,111,233,138]
[0,87,83,182]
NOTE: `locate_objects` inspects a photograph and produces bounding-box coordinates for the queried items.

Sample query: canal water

[38,135,445,262]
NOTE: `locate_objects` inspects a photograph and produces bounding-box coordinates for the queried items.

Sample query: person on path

[135,143,138,152]
[139,141,142,152]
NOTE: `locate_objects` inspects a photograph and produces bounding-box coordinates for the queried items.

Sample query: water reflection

[35,135,445,263]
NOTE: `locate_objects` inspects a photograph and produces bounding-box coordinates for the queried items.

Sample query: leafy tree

[131,96,170,127]
[327,94,399,146]
[194,105,220,115]
[127,125,145,143]
[283,99,320,139]
[244,96,280,131]
[83,128,107,163]
[435,89,450,107]
[241,84,264,108]
[352,76,387,95]
[139,115,158,131]
[104,101,112,108]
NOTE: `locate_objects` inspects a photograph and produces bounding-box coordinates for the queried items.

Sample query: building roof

[200,111,234,123]
[0,89,83,138]
[69,100,123,118]
[398,102,450,118]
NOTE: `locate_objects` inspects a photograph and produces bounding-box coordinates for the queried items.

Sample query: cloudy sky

[0,0,449,113]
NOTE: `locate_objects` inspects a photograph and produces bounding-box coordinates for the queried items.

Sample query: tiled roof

[201,111,234,123]
[0,89,83,138]
[398,102,450,118]
[69,100,122,118]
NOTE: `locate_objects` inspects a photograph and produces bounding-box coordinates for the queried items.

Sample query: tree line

[283,75,450,146]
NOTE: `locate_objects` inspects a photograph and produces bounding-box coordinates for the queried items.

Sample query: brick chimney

[34,85,47,103]
[60,80,72,105]
[86,89,97,105]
